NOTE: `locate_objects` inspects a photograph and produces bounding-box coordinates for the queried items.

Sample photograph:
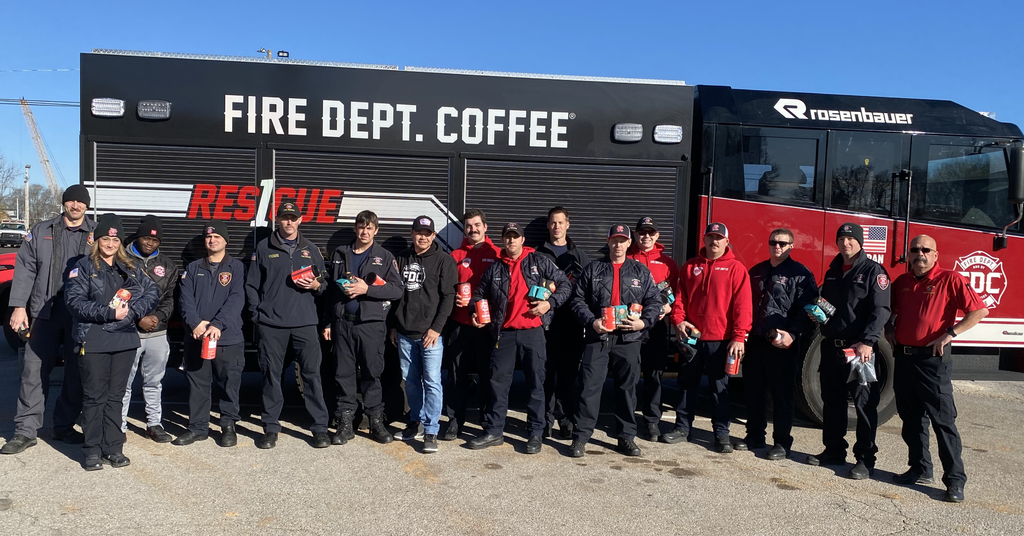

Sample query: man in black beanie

[806,221,891,480]
[119,215,179,442]
[3,184,97,454]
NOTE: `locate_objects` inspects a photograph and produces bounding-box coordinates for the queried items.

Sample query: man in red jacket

[663,222,752,453]
[627,216,684,442]
[442,209,500,440]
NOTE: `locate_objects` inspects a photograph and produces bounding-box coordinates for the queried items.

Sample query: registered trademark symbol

[568,113,576,120]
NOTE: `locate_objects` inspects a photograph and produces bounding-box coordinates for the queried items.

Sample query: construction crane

[19,98,62,200]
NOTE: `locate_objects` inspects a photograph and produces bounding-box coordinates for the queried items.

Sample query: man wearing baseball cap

[467,223,570,454]
[806,222,890,480]
[664,222,752,453]
[627,216,683,442]
[174,221,247,447]
[568,224,662,458]
[119,215,179,443]
[390,215,458,453]
[4,184,96,454]
[245,201,331,449]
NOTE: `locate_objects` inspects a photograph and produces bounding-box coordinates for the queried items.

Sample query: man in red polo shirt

[627,216,683,442]
[467,223,570,454]
[442,209,500,441]
[886,235,987,504]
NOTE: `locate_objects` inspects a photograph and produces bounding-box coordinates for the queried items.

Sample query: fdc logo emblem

[955,251,1006,308]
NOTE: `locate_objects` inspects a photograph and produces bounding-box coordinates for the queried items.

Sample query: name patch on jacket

[268,253,280,259]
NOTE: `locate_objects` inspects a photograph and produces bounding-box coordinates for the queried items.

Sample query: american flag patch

[69,268,79,278]
[863,226,887,255]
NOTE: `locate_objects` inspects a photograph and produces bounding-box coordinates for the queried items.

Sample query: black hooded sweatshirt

[391,241,458,339]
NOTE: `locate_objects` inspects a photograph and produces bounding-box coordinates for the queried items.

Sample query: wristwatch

[946,327,958,338]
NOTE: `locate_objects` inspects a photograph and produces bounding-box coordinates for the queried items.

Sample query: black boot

[220,422,237,448]
[368,414,393,444]
[333,411,355,445]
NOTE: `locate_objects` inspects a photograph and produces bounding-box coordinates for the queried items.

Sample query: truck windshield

[912,141,1013,230]
[0,224,25,231]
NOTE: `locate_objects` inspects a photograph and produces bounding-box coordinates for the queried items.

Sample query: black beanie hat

[203,220,229,243]
[94,213,125,242]
[135,215,163,242]
[836,222,864,247]
[62,184,91,207]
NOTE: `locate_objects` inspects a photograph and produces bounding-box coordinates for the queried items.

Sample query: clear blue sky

[2,0,1022,190]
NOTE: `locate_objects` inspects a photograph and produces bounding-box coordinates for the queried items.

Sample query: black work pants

[675,340,732,437]
[820,341,880,465]
[14,303,82,438]
[743,337,797,450]
[183,340,244,434]
[79,349,135,458]
[573,335,641,443]
[894,345,966,488]
[639,321,670,427]
[544,319,584,429]
[482,327,547,437]
[257,324,329,433]
[442,320,493,426]
[333,319,387,417]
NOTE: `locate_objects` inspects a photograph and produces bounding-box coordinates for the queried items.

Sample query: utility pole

[24,165,30,227]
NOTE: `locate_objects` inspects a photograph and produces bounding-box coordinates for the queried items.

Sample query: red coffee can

[725,354,740,375]
[628,303,643,320]
[201,335,217,360]
[457,282,472,304]
[108,288,131,309]
[603,307,616,330]
[475,299,491,324]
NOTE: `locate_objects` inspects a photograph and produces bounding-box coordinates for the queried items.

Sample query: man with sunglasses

[885,235,987,503]
[626,216,683,442]
[807,222,890,480]
[742,228,817,459]
[664,222,752,453]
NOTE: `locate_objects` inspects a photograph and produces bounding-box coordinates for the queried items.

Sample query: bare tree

[8,184,63,226]
[0,151,23,220]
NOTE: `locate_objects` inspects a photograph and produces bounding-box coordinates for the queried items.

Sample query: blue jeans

[398,333,444,435]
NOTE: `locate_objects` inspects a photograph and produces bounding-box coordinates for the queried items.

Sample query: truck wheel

[796,330,897,429]
[1,288,22,351]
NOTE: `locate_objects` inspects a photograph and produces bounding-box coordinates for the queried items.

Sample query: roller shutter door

[465,160,680,259]
[274,151,453,255]
[91,143,257,265]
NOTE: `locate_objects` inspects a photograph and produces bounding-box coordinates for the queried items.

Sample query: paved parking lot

[1,341,1023,535]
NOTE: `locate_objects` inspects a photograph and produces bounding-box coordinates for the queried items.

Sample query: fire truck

[75,49,1024,426]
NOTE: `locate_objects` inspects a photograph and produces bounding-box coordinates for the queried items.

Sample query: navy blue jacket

[749,256,818,337]
[325,242,404,323]
[571,258,662,343]
[471,249,571,339]
[245,231,326,328]
[179,255,247,346]
[64,256,158,351]
[820,252,891,346]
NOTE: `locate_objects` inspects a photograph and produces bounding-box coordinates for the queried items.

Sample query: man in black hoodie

[323,210,403,446]
[120,215,178,443]
[390,215,457,454]
[245,202,331,450]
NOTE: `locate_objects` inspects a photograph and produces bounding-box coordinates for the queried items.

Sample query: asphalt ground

[1,339,1024,535]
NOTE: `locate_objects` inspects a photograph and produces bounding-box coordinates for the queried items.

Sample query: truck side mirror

[995,145,1024,251]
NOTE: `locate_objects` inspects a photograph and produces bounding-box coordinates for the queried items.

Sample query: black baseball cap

[277,201,301,219]
[636,216,658,232]
[501,222,522,237]
[607,224,631,240]
[704,222,728,238]
[412,215,435,232]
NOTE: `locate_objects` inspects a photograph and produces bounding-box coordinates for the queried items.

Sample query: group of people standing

[1,190,983,503]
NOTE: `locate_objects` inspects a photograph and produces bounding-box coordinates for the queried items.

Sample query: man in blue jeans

[390,216,458,454]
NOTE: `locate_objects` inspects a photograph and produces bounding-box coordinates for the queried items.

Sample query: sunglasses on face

[768,240,791,247]
[638,230,657,236]
[909,247,934,254]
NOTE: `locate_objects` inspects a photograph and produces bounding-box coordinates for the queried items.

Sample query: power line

[0,98,78,107]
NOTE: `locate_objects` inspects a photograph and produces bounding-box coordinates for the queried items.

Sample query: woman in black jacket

[65,214,158,471]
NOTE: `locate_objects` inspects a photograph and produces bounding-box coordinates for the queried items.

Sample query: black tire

[795,329,897,429]
[1,287,22,351]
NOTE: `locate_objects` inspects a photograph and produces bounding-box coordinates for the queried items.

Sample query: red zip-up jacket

[627,241,685,326]
[450,236,500,325]
[677,247,752,342]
